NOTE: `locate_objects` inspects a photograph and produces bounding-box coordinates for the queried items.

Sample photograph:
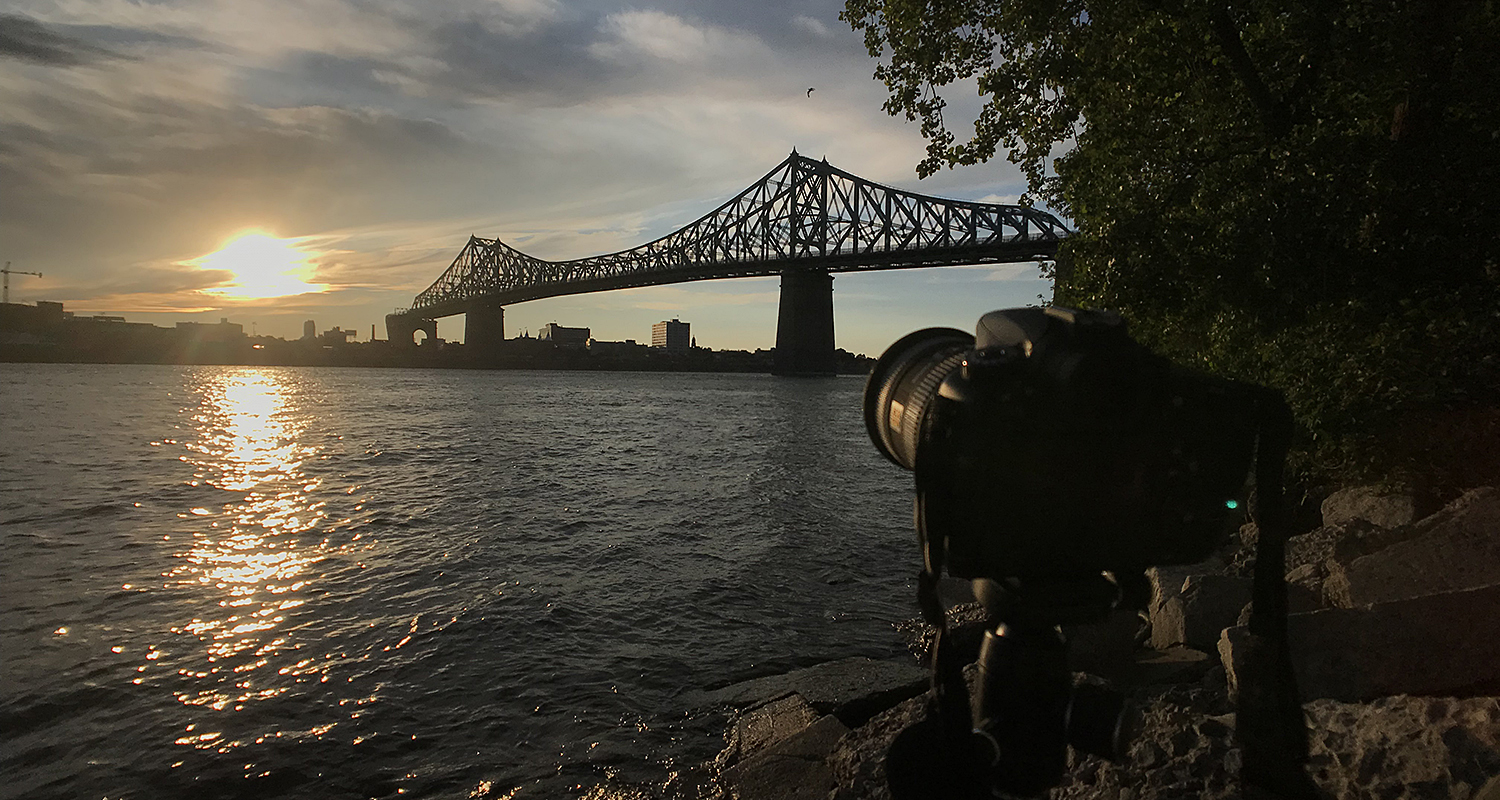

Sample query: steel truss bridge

[388,151,1069,374]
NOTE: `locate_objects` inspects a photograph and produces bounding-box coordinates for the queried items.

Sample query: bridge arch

[385,313,437,347]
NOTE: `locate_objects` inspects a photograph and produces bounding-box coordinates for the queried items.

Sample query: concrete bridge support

[385,313,437,347]
[773,269,835,376]
[465,303,506,356]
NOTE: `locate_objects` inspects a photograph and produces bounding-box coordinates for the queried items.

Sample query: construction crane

[2,262,43,304]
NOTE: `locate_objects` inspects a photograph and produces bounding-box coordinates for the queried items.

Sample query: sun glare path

[195,231,327,300]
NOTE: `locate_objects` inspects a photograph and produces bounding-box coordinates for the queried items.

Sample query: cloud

[589,10,768,65]
[0,0,1051,347]
[469,0,565,36]
[0,13,119,65]
[791,15,831,38]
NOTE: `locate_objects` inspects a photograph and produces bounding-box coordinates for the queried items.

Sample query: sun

[194,231,327,300]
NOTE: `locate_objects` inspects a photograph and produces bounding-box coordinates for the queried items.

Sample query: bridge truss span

[406,152,1069,318]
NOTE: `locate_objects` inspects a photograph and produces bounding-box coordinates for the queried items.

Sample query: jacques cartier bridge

[387,151,1070,375]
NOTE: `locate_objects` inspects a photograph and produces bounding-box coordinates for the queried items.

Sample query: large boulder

[716,693,821,768]
[1304,695,1500,799]
[685,657,928,727]
[1320,486,1423,529]
[1219,581,1500,702]
[720,713,850,800]
[1050,695,1500,800]
[1324,487,1500,608]
[1150,574,1254,653]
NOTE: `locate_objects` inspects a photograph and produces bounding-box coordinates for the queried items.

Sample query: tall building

[303,320,316,340]
[652,319,690,350]
[539,322,590,347]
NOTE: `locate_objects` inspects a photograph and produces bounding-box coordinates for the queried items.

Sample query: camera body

[867,306,1262,581]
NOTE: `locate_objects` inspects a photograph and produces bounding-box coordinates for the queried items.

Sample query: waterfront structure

[388,151,1068,374]
[538,323,589,347]
[303,320,316,340]
[651,319,690,350]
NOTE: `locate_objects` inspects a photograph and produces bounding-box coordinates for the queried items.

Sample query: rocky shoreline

[687,486,1500,799]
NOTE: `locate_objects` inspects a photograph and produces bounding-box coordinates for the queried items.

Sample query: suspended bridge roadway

[387,151,1069,374]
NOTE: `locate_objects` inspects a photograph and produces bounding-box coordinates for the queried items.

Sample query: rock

[1324,487,1500,608]
[1320,485,1422,529]
[1151,574,1253,653]
[686,657,929,727]
[719,693,820,767]
[1219,581,1500,702]
[827,693,928,800]
[1283,563,1326,612]
[1049,693,1500,800]
[1048,695,1241,800]
[1135,646,1213,685]
[1304,695,1500,799]
[720,714,849,800]
[1284,517,1388,572]
[1147,565,1198,619]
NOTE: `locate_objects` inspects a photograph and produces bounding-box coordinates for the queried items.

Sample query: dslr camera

[865,307,1308,798]
[865,306,1262,581]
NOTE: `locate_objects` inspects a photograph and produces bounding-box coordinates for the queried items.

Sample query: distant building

[652,319,690,350]
[539,322,590,347]
[588,338,649,355]
[303,320,316,340]
[176,318,244,344]
[317,327,355,345]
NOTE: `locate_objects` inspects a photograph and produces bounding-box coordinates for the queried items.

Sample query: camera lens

[863,327,974,470]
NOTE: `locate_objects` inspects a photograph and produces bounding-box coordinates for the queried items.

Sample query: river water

[0,365,918,799]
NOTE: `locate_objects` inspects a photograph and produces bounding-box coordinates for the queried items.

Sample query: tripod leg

[1239,391,1317,798]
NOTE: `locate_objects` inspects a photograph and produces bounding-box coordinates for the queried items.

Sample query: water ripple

[1,365,915,799]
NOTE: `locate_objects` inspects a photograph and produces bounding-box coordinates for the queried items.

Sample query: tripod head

[887,574,1134,799]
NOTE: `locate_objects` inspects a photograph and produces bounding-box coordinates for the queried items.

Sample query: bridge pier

[385,313,437,347]
[773,269,835,376]
[465,303,506,356]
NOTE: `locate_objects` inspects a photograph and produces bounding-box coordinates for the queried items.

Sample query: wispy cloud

[0,13,120,65]
[590,10,768,65]
[791,15,831,38]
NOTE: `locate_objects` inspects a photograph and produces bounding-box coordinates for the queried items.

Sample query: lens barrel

[864,327,974,470]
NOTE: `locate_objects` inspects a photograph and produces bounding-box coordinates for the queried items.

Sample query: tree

[843,0,1500,488]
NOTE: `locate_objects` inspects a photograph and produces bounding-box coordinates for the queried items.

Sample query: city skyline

[1,1,1055,356]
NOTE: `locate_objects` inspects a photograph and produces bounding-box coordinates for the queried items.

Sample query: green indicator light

[1225,499,1240,510]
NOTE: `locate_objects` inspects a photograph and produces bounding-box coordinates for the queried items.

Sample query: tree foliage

[843,0,1500,489]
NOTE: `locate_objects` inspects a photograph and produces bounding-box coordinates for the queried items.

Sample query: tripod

[887,390,1317,799]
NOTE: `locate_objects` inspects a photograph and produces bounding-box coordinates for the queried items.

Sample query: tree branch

[1206,5,1290,137]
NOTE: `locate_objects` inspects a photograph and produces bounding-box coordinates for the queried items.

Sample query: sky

[0,0,1057,356]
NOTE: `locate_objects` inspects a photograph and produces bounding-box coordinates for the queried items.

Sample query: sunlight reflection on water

[161,370,342,744]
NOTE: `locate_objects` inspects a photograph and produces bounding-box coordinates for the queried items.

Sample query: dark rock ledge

[685,486,1500,800]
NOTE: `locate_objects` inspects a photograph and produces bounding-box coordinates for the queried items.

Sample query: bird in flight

[807,87,815,97]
